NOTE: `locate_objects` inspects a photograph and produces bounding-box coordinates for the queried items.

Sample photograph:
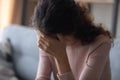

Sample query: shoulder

[88,35,112,54]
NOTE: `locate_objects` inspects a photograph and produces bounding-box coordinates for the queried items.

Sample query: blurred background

[0,0,120,37]
[0,0,119,80]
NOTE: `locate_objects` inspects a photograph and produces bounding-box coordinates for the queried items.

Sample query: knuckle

[44,46,48,50]
[47,43,50,47]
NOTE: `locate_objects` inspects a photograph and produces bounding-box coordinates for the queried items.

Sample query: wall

[0,0,11,31]
[0,0,23,31]
[91,3,120,38]
[23,0,37,26]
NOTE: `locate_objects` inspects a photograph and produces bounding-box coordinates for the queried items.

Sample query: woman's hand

[36,31,67,60]
[36,31,71,74]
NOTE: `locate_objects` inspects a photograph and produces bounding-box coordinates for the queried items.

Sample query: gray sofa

[110,39,120,80]
[0,25,39,80]
[0,25,120,80]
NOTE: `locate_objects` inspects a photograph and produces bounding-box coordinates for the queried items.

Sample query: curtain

[0,0,23,31]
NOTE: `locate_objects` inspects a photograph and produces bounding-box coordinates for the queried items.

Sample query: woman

[32,0,112,80]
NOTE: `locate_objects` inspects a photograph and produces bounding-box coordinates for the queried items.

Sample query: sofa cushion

[110,39,120,80]
[0,25,39,80]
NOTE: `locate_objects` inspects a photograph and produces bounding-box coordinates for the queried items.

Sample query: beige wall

[0,0,23,31]
[0,0,11,31]
[91,3,120,38]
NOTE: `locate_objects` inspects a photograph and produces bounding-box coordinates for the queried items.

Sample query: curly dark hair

[32,0,112,45]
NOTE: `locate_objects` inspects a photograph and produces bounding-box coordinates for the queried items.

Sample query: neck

[65,36,81,47]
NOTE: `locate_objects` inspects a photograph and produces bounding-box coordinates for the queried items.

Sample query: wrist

[55,52,67,61]
[54,55,71,74]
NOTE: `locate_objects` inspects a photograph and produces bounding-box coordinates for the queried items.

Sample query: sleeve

[36,50,52,80]
[79,42,111,80]
[57,72,75,80]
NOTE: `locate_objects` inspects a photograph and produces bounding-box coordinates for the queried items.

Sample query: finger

[36,30,47,39]
[38,41,54,55]
[39,30,48,38]
[57,34,64,43]
[38,37,49,47]
[39,30,56,41]
[37,30,56,43]
[39,34,56,45]
[38,43,50,53]
[39,32,45,37]
[39,33,52,43]
[40,36,51,46]
[38,40,48,50]
[38,42,44,50]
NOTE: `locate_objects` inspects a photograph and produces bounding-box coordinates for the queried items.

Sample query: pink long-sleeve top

[36,35,112,80]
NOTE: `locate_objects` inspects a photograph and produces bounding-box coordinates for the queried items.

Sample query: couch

[110,39,120,80]
[0,25,120,80]
[0,25,39,80]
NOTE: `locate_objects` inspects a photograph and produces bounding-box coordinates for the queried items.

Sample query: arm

[36,50,52,80]
[55,42,111,80]
[54,54,75,80]
[79,42,111,80]
[36,31,75,80]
